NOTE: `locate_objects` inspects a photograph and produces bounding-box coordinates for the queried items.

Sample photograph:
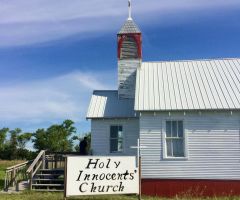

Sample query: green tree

[9,128,22,160]
[32,120,76,152]
[32,129,48,151]
[84,132,91,154]
[16,132,32,160]
[0,128,9,151]
[0,127,36,160]
[17,132,32,149]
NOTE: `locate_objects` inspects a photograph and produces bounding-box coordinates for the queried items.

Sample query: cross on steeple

[128,0,132,20]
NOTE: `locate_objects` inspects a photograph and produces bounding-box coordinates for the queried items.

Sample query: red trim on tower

[117,33,142,59]
[117,35,125,59]
[133,34,142,59]
[142,179,240,197]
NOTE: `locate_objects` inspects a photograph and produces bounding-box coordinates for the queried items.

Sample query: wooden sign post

[64,156,67,200]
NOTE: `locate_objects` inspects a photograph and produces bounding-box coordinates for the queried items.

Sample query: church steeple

[118,0,142,59]
[117,0,142,99]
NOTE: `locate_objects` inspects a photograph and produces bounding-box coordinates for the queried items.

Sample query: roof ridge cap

[142,57,240,64]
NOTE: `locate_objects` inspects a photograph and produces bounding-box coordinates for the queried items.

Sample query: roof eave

[134,109,240,112]
[86,116,139,120]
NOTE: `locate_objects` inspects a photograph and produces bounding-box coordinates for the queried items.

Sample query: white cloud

[0,70,115,125]
[0,0,239,47]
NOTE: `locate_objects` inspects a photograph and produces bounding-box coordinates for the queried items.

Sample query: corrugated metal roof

[135,58,240,111]
[118,19,141,34]
[87,90,136,119]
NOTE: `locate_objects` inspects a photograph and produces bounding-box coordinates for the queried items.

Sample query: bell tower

[118,0,142,99]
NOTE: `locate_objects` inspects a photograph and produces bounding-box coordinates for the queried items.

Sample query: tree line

[0,120,91,160]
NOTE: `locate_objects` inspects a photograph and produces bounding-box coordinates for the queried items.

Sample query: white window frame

[109,125,124,154]
[162,119,188,160]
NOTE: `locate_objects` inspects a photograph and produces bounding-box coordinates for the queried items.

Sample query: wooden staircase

[4,150,80,192]
[27,151,66,191]
[32,169,64,191]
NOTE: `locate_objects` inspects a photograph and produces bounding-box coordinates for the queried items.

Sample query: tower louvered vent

[121,36,138,59]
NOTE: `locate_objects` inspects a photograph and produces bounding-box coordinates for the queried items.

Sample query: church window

[110,125,123,153]
[165,121,185,157]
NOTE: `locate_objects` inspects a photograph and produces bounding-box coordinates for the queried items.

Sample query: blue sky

[0,0,240,138]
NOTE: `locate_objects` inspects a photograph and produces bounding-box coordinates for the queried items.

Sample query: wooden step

[35,173,63,176]
[33,179,64,181]
[32,180,64,184]
[32,183,64,187]
[40,168,64,170]
[32,189,64,192]
[37,171,64,175]
[39,169,64,172]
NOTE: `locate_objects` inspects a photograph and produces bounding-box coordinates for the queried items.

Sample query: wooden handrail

[26,150,45,173]
[46,152,80,155]
[33,161,42,177]
[6,161,30,171]
[26,150,46,190]
[4,160,32,191]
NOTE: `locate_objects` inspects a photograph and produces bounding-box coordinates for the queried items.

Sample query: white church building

[86,1,240,197]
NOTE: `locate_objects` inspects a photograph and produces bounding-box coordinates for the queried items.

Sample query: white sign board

[65,156,139,197]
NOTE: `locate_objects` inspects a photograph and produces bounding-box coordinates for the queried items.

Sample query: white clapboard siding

[140,111,240,180]
[91,119,139,156]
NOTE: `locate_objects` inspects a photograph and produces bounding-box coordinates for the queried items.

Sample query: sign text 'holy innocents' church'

[65,156,139,197]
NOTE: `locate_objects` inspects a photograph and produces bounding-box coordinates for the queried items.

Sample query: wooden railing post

[10,170,13,187]
[51,155,53,169]
[42,151,46,169]
[55,154,57,169]
[29,170,33,190]
[4,172,7,191]
[12,168,16,187]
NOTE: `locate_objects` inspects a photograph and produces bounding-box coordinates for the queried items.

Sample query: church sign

[64,156,139,197]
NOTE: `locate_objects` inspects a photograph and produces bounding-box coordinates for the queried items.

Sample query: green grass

[0,170,5,190]
[0,160,25,190]
[0,191,240,200]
